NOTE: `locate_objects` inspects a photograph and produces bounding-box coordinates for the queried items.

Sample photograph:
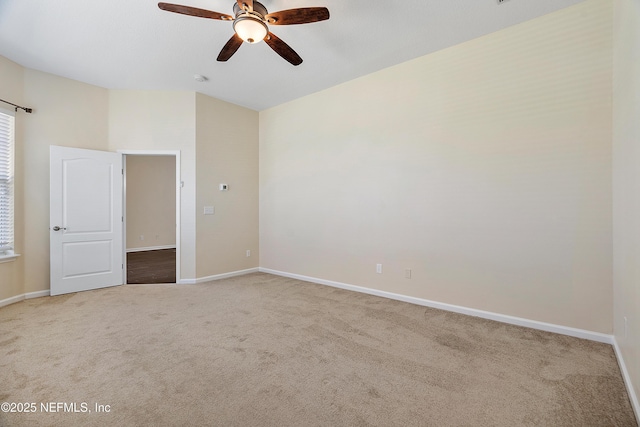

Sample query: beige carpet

[0,273,636,426]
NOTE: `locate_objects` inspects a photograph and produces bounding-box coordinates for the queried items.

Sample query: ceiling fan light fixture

[233,16,268,44]
[158,1,329,65]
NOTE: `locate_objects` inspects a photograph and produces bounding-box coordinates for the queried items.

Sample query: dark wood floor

[127,248,176,284]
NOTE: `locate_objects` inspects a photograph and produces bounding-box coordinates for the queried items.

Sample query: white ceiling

[0,0,584,111]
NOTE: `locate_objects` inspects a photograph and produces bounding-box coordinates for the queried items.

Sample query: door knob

[52,226,66,231]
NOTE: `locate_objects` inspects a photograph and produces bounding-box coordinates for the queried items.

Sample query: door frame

[119,150,181,284]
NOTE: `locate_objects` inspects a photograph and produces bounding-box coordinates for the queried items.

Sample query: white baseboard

[259,268,614,344]
[1,268,258,303]
[0,294,24,308]
[179,267,259,285]
[126,245,176,253]
[0,268,614,345]
[25,290,50,299]
[0,289,50,308]
[613,337,640,422]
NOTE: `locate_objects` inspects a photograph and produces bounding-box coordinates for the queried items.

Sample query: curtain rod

[0,98,32,113]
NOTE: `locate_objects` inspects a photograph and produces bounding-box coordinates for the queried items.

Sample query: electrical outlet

[246,250,251,257]
[376,264,382,274]
[405,269,412,279]
[155,235,159,240]
[624,316,628,339]
[139,235,144,241]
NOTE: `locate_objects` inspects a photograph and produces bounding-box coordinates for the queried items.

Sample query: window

[0,108,15,258]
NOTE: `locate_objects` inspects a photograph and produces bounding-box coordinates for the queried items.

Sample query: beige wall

[23,69,110,294]
[125,155,176,250]
[0,58,111,298]
[195,93,259,278]
[260,0,613,333]
[108,90,197,281]
[0,66,259,294]
[613,0,640,410]
[0,56,24,301]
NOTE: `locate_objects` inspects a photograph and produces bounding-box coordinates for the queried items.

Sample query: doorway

[123,152,180,284]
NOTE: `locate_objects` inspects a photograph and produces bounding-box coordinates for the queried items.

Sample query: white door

[50,146,123,296]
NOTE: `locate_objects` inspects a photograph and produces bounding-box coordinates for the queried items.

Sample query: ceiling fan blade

[264,32,303,66]
[217,34,243,62]
[158,3,232,20]
[236,0,253,12]
[265,7,330,25]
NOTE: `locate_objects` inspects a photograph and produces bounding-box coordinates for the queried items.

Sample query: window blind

[0,110,14,253]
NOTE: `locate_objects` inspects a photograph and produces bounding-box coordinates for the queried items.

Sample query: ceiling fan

[158,1,330,66]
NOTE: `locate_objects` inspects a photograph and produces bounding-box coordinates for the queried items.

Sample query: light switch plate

[204,206,214,215]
